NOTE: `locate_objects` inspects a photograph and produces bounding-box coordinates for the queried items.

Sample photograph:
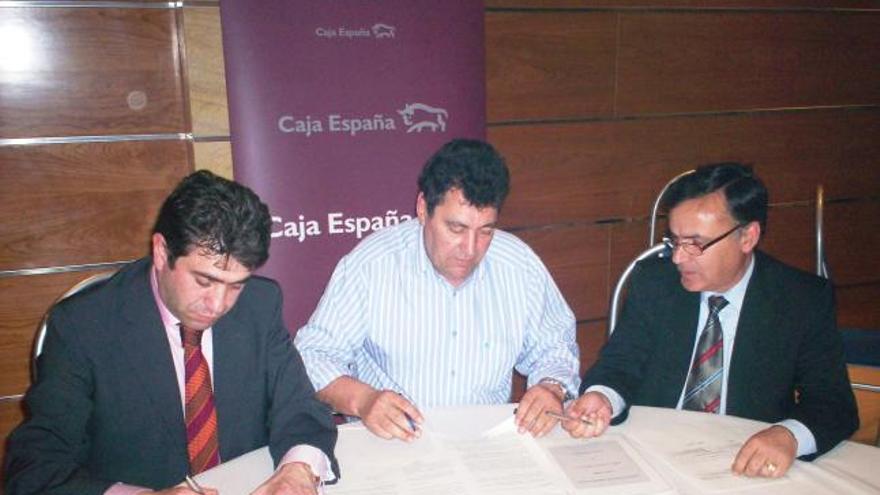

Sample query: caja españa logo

[315,23,396,40]
[277,102,449,138]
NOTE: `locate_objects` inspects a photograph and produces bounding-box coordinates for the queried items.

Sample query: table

[196,405,880,494]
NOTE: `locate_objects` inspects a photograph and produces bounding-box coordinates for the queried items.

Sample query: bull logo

[372,23,395,39]
[397,103,448,133]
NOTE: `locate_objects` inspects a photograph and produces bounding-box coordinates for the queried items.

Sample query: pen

[185,474,206,494]
[544,410,595,426]
[383,373,420,432]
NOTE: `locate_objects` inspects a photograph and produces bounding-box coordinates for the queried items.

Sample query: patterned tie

[682,295,729,413]
[180,325,220,473]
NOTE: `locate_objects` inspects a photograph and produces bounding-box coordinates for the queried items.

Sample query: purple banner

[220,0,486,329]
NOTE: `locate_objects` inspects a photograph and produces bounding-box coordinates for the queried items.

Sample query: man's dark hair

[417,139,510,215]
[152,170,272,270]
[662,162,768,232]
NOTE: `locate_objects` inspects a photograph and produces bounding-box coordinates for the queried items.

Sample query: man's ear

[740,221,761,253]
[416,192,427,224]
[151,233,168,271]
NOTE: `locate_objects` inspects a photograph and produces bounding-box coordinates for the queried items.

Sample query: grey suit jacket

[5,258,339,494]
[582,251,858,459]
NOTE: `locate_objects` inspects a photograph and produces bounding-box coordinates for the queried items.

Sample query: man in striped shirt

[295,139,580,442]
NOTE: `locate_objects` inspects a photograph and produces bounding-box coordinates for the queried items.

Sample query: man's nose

[671,244,688,265]
[205,285,229,314]
[462,232,477,258]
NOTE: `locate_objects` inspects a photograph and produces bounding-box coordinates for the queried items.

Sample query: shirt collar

[150,264,180,331]
[701,253,755,312]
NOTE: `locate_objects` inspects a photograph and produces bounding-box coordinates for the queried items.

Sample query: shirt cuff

[584,385,626,418]
[527,368,581,399]
[104,483,151,495]
[776,419,817,458]
[279,444,336,483]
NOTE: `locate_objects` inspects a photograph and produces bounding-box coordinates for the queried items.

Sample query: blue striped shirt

[295,219,580,408]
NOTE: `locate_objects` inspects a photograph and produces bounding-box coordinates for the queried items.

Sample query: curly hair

[417,139,510,215]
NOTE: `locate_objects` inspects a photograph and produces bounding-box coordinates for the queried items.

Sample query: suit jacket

[582,251,858,459]
[5,258,339,494]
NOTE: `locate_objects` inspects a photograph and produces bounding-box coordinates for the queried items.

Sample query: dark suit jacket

[5,258,339,494]
[582,251,858,459]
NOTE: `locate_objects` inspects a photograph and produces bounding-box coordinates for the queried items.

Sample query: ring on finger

[765,462,777,474]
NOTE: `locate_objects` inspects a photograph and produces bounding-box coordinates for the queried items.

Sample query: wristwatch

[539,377,574,402]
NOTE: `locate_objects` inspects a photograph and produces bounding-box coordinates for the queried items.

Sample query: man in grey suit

[5,171,338,495]
[562,163,857,478]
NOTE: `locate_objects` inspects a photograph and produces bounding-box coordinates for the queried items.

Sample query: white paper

[657,437,787,492]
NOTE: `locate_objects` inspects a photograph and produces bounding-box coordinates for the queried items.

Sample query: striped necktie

[682,295,729,413]
[180,325,220,473]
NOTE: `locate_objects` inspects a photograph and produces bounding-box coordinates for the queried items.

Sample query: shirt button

[452,331,458,337]
[451,370,456,377]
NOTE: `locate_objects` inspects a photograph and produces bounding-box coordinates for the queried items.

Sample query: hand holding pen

[357,388,423,442]
[560,391,612,439]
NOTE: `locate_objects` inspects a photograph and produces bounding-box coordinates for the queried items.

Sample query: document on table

[540,432,673,495]
[653,436,788,492]
[327,413,672,495]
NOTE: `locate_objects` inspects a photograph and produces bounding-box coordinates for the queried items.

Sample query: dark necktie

[682,295,729,413]
[180,325,220,473]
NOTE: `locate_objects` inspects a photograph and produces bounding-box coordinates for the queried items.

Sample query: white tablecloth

[196,405,880,494]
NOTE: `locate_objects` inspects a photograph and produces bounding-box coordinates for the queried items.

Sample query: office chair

[31,270,116,382]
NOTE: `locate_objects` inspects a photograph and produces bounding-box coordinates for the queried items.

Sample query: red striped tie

[180,325,220,473]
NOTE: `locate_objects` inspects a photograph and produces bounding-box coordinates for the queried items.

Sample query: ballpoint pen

[544,410,595,426]
[382,373,420,432]
[185,474,206,494]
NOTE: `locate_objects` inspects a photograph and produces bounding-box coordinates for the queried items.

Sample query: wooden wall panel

[517,224,611,321]
[491,108,880,228]
[824,200,880,286]
[183,6,229,137]
[0,141,190,270]
[0,269,116,397]
[194,141,233,179]
[848,365,880,445]
[486,11,617,121]
[0,7,185,138]
[577,320,607,377]
[616,12,880,115]
[837,284,880,330]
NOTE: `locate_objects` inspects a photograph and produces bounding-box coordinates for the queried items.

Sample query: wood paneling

[616,12,880,115]
[183,6,229,137]
[837,284,880,330]
[517,224,611,320]
[486,11,617,122]
[0,141,190,270]
[487,1,879,7]
[848,365,880,445]
[0,7,185,138]
[0,269,117,397]
[194,141,233,179]
[578,320,608,376]
[491,108,880,227]
[825,200,880,287]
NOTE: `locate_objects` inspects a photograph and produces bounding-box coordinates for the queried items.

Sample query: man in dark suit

[561,163,857,478]
[5,171,338,495]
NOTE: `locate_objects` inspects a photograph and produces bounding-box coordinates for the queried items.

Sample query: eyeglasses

[662,224,744,257]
